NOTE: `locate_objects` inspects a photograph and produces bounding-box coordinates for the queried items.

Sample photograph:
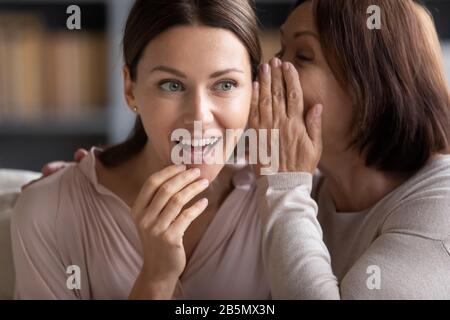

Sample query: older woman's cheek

[299,82,322,117]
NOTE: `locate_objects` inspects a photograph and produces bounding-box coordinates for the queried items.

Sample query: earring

[133,106,138,113]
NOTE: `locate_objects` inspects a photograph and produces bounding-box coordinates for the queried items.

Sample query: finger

[305,104,323,150]
[168,198,209,239]
[139,168,202,222]
[74,149,89,163]
[41,161,67,176]
[132,164,187,216]
[249,81,260,128]
[283,62,304,118]
[156,178,209,229]
[270,57,287,121]
[258,63,273,124]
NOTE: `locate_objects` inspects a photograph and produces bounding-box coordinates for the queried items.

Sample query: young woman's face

[279,2,355,166]
[124,26,253,181]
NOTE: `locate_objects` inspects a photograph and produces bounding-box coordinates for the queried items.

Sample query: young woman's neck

[131,142,169,188]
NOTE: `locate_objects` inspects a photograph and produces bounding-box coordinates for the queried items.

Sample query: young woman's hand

[128,165,210,300]
[21,148,89,190]
[249,58,323,175]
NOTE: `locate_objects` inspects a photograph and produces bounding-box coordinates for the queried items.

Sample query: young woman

[251,0,450,299]
[11,0,270,300]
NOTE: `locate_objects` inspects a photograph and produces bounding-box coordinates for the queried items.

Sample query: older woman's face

[280,2,355,164]
[124,26,253,182]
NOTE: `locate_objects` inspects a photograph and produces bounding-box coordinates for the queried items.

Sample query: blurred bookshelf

[0,0,134,171]
[0,0,448,171]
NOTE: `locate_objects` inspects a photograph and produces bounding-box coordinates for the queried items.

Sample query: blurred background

[0,0,449,171]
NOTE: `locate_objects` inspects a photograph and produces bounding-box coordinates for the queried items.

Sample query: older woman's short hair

[296,0,450,174]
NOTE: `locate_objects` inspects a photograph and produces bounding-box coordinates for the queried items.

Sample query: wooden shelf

[0,111,107,136]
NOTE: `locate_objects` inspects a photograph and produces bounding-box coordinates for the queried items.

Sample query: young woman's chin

[186,163,223,182]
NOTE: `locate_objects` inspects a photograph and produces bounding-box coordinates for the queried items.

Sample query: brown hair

[99,0,261,167]
[295,0,450,174]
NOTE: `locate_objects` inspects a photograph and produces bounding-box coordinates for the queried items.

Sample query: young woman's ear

[123,66,138,111]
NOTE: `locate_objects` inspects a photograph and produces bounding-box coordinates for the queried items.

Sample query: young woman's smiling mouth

[173,135,223,163]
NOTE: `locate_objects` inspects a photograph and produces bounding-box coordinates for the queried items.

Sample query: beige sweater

[256,154,450,299]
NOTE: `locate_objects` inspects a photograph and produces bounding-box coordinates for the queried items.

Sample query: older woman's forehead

[283,2,317,36]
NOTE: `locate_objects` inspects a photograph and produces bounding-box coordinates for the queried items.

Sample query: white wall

[442,41,450,88]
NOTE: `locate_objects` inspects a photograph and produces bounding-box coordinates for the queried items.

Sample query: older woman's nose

[281,52,293,65]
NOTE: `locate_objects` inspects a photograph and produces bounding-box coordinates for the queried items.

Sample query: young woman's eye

[215,80,237,92]
[159,80,184,92]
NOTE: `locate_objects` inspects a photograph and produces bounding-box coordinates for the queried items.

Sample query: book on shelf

[0,13,44,119]
[0,10,107,123]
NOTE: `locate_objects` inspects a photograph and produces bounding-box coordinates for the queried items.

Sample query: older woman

[251,0,450,299]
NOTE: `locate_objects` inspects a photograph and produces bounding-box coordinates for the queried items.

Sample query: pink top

[11,148,270,299]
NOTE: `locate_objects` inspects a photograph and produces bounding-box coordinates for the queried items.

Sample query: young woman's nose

[183,90,214,125]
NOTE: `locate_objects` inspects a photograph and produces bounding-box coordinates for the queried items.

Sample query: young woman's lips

[174,137,222,163]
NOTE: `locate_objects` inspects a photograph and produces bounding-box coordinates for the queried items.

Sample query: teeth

[178,137,219,147]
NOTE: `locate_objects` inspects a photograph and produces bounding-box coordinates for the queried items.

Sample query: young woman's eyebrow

[150,66,244,79]
[150,66,187,78]
[209,68,244,79]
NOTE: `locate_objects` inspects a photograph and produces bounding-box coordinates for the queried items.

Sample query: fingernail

[191,168,201,176]
[270,58,276,68]
[253,81,259,90]
[200,198,209,206]
[177,165,187,170]
[277,58,282,67]
[283,62,290,71]
[262,63,269,74]
[315,104,323,117]
[200,179,210,187]
[270,58,278,68]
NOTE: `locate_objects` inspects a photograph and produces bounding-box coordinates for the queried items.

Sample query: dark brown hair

[99,0,261,167]
[295,0,450,174]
